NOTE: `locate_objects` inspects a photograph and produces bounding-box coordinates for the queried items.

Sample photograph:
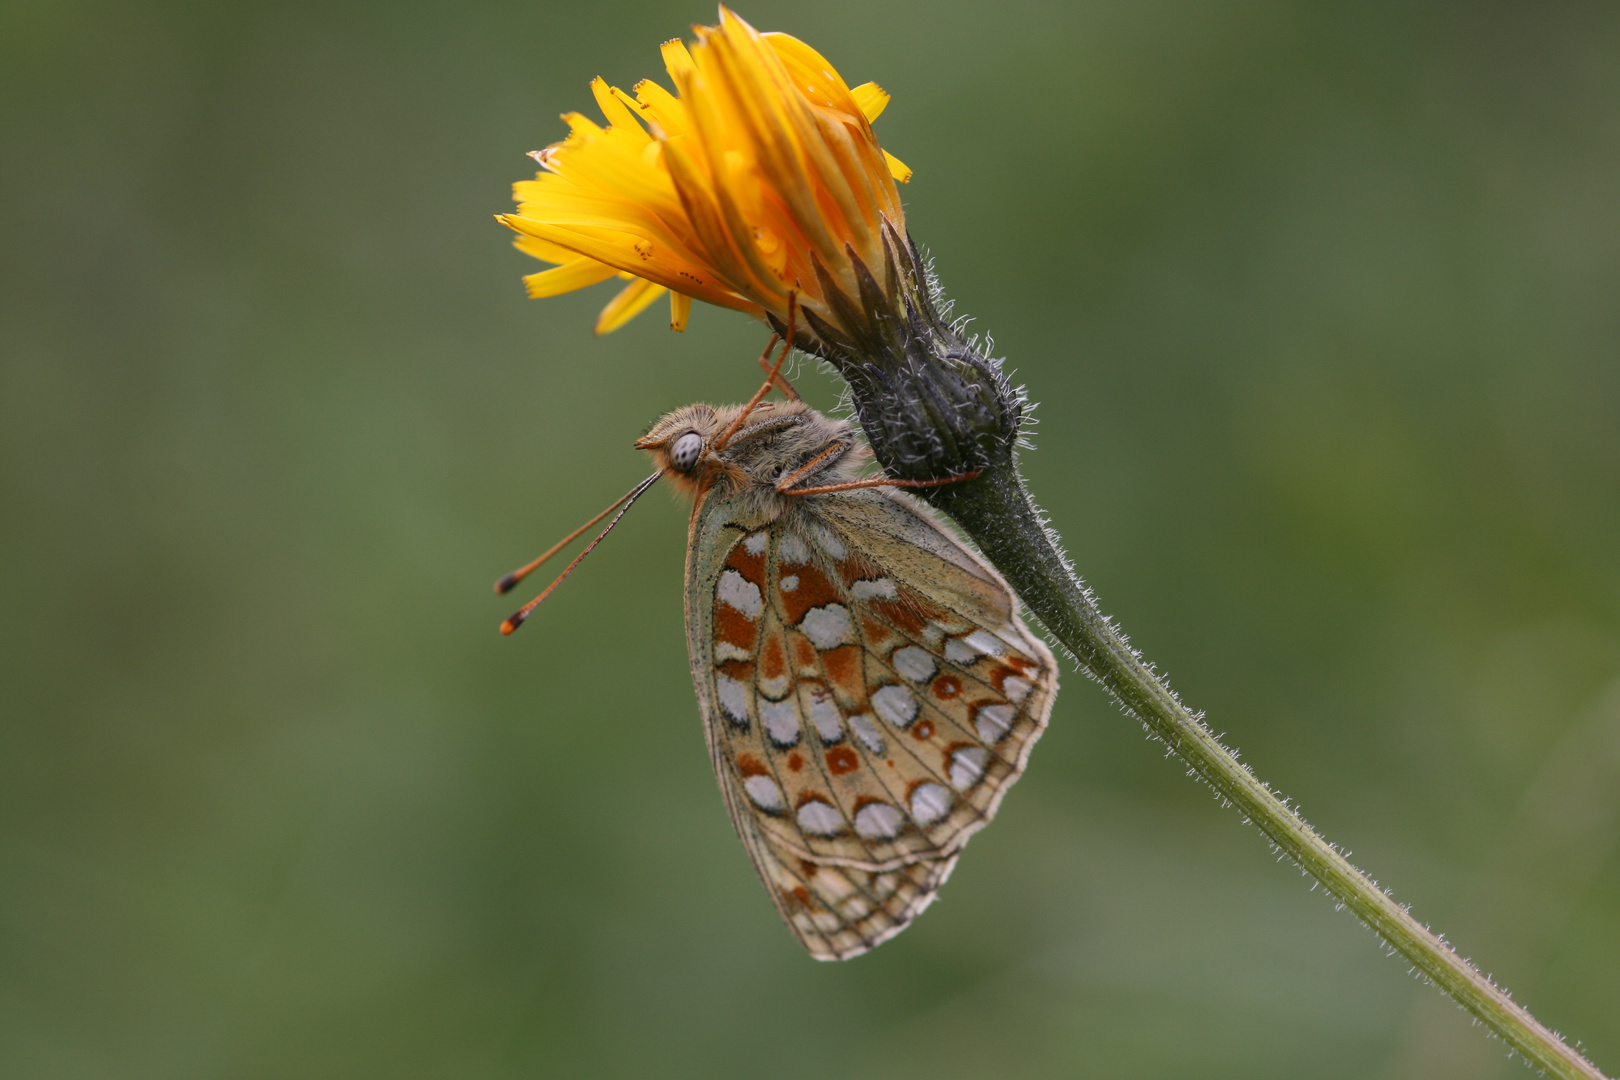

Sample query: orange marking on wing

[870,589,949,635]
[787,751,804,772]
[798,858,819,879]
[725,540,766,585]
[717,658,754,682]
[825,746,859,775]
[796,789,830,809]
[932,674,963,700]
[990,663,1033,692]
[821,645,863,699]
[780,564,841,625]
[835,554,883,585]
[861,615,891,642]
[736,753,769,777]
[861,618,901,657]
[911,719,936,741]
[792,635,818,670]
[715,604,758,651]
[761,632,787,680]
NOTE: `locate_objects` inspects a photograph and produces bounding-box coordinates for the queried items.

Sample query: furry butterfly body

[638,399,1058,960]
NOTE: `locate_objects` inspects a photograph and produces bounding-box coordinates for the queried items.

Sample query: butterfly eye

[670,431,704,472]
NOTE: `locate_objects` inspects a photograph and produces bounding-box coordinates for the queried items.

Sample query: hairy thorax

[636,399,865,524]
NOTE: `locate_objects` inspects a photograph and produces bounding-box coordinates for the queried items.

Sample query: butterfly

[499,335,1058,960]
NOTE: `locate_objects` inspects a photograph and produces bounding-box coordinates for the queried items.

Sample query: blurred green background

[3,0,1617,1076]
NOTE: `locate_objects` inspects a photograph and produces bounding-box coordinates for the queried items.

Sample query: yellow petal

[763,29,861,119]
[595,277,668,334]
[669,291,692,332]
[630,77,701,146]
[512,231,581,265]
[660,37,696,85]
[523,257,619,298]
[884,149,912,184]
[850,82,889,122]
[502,214,733,307]
[590,77,647,138]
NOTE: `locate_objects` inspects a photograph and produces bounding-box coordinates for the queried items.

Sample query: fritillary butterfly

[630,396,1059,960]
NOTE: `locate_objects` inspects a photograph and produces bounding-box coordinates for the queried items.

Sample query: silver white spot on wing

[872,684,919,728]
[1004,675,1033,703]
[743,774,784,812]
[848,714,885,754]
[779,532,811,565]
[891,645,937,682]
[854,801,904,840]
[966,630,1005,655]
[780,574,799,593]
[714,641,752,662]
[796,799,843,836]
[806,523,846,559]
[849,578,897,601]
[717,569,763,618]
[949,746,988,789]
[761,698,800,747]
[742,531,769,556]
[715,675,751,726]
[804,685,842,743]
[944,628,1005,664]
[909,782,953,826]
[974,703,1015,743]
[800,604,854,649]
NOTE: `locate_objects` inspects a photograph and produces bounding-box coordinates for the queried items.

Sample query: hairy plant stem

[931,467,1607,1080]
[789,235,1610,1078]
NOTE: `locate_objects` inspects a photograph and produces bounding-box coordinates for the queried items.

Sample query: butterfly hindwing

[741,812,960,961]
[685,484,1057,958]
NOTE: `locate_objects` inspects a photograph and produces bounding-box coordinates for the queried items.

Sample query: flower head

[498,7,914,340]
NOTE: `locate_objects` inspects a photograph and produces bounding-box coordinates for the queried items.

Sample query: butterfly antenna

[495,475,656,594]
[498,468,664,635]
[715,292,798,452]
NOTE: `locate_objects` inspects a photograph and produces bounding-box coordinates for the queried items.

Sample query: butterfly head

[636,399,830,500]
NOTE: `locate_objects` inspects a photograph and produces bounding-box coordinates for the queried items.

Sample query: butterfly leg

[780,466,983,497]
[776,436,982,496]
[775,440,853,494]
[715,294,799,451]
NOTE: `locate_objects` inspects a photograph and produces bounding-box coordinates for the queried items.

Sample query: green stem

[930,466,1609,1080]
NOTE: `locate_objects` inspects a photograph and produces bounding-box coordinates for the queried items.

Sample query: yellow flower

[497,7,913,339]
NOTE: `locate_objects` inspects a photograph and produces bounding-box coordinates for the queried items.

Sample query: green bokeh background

[3,1,1617,1076]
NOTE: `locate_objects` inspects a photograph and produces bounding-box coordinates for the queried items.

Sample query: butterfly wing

[685,487,1057,959]
[738,813,961,961]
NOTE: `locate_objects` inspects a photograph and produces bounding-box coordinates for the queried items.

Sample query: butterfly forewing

[686,485,1057,958]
